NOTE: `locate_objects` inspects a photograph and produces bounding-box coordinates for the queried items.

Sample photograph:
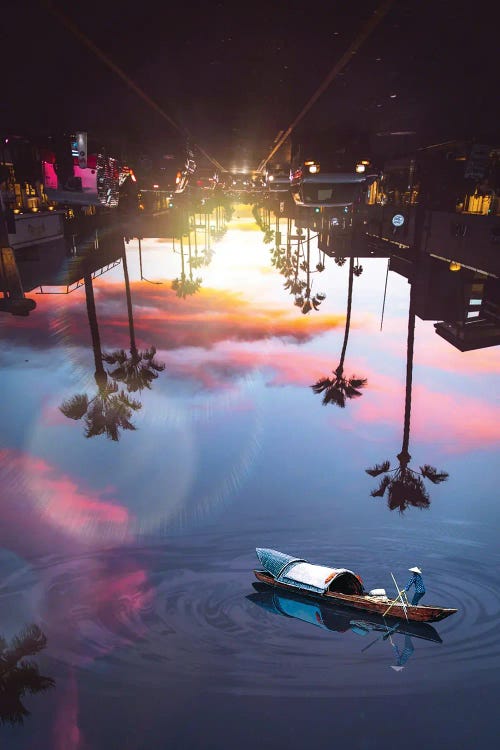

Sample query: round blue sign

[392,213,405,227]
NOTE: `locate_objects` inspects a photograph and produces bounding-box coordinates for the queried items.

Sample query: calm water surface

[1,206,499,748]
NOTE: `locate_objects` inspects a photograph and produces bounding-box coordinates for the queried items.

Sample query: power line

[256,0,396,173]
[42,1,226,173]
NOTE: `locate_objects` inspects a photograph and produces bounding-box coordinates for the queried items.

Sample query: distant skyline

[2,1,498,166]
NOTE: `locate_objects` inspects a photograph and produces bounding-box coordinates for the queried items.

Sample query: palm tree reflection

[270,223,326,315]
[0,624,54,726]
[59,273,141,441]
[312,257,367,407]
[365,283,449,511]
[102,347,164,393]
[103,247,165,392]
[172,233,202,298]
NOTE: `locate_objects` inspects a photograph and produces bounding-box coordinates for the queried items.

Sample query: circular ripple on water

[1,530,498,699]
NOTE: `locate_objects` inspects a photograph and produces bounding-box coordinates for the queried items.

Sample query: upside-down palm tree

[365,281,448,512]
[59,273,141,441]
[172,237,202,298]
[311,256,367,407]
[103,248,165,392]
[0,625,55,726]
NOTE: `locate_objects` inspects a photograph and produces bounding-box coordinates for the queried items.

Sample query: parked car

[263,163,290,193]
[229,172,252,191]
[290,170,375,208]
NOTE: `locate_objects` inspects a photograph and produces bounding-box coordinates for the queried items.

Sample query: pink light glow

[0,448,131,547]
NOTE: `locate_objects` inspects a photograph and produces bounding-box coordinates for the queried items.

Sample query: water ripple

[0,532,498,698]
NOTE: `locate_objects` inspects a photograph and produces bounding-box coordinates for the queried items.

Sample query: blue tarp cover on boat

[255,548,305,579]
[256,548,362,595]
[278,562,356,594]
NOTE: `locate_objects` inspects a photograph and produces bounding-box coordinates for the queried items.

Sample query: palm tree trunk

[400,272,416,461]
[193,212,198,256]
[187,232,193,280]
[180,235,186,279]
[338,256,355,373]
[121,246,137,355]
[306,228,311,297]
[399,197,426,460]
[294,234,300,280]
[84,273,106,385]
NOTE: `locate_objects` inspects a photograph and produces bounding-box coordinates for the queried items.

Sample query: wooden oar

[391,572,408,621]
[383,580,408,619]
[361,623,399,652]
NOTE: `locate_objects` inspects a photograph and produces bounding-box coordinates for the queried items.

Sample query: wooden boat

[248,583,443,643]
[254,548,457,623]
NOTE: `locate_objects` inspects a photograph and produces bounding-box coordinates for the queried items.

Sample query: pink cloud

[415,334,500,375]
[355,377,500,454]
[163,341,499,453]
[0,448,131,553]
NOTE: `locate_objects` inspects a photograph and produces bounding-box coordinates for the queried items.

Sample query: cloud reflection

[0,448,131,548]
[0,282,346,355]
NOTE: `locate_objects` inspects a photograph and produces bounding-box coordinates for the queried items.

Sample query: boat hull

[254,570,457,623]
[249,583,443,643]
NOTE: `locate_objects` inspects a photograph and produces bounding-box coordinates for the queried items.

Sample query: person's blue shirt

[404,573,425,594]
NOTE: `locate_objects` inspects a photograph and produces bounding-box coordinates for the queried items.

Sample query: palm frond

[102,349,127,366]
[365,460,391,477]
[370,474,391,497]
[322,386,346,408]
[420,465,449,484]
[8,625,47,661]
[349,377,368,390]
[59,394,88,420]
[344,382,365,399]
[387,475,430,513]
[311,377,333,395]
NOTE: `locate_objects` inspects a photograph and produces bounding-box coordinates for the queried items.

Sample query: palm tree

[172,236,202,298]
[103,248,165,392]
[102,346,164,393]
[0,625,54,725]
[263,228,275,244]
[365,281,448,511]
[353,260,363,276]
[59,273,141,441]
[187,232,203,287]
[312,256,367,407]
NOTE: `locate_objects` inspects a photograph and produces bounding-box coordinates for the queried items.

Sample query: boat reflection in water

[248,583,442,670]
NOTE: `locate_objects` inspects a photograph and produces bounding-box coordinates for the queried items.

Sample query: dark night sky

[1,0,498,167]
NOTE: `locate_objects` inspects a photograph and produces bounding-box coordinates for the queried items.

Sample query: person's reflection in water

[390,634,414,671]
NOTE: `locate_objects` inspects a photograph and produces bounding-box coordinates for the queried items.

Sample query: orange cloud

[1,282,348,354]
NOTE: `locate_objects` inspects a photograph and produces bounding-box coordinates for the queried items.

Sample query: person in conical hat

[402,566,425,606]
